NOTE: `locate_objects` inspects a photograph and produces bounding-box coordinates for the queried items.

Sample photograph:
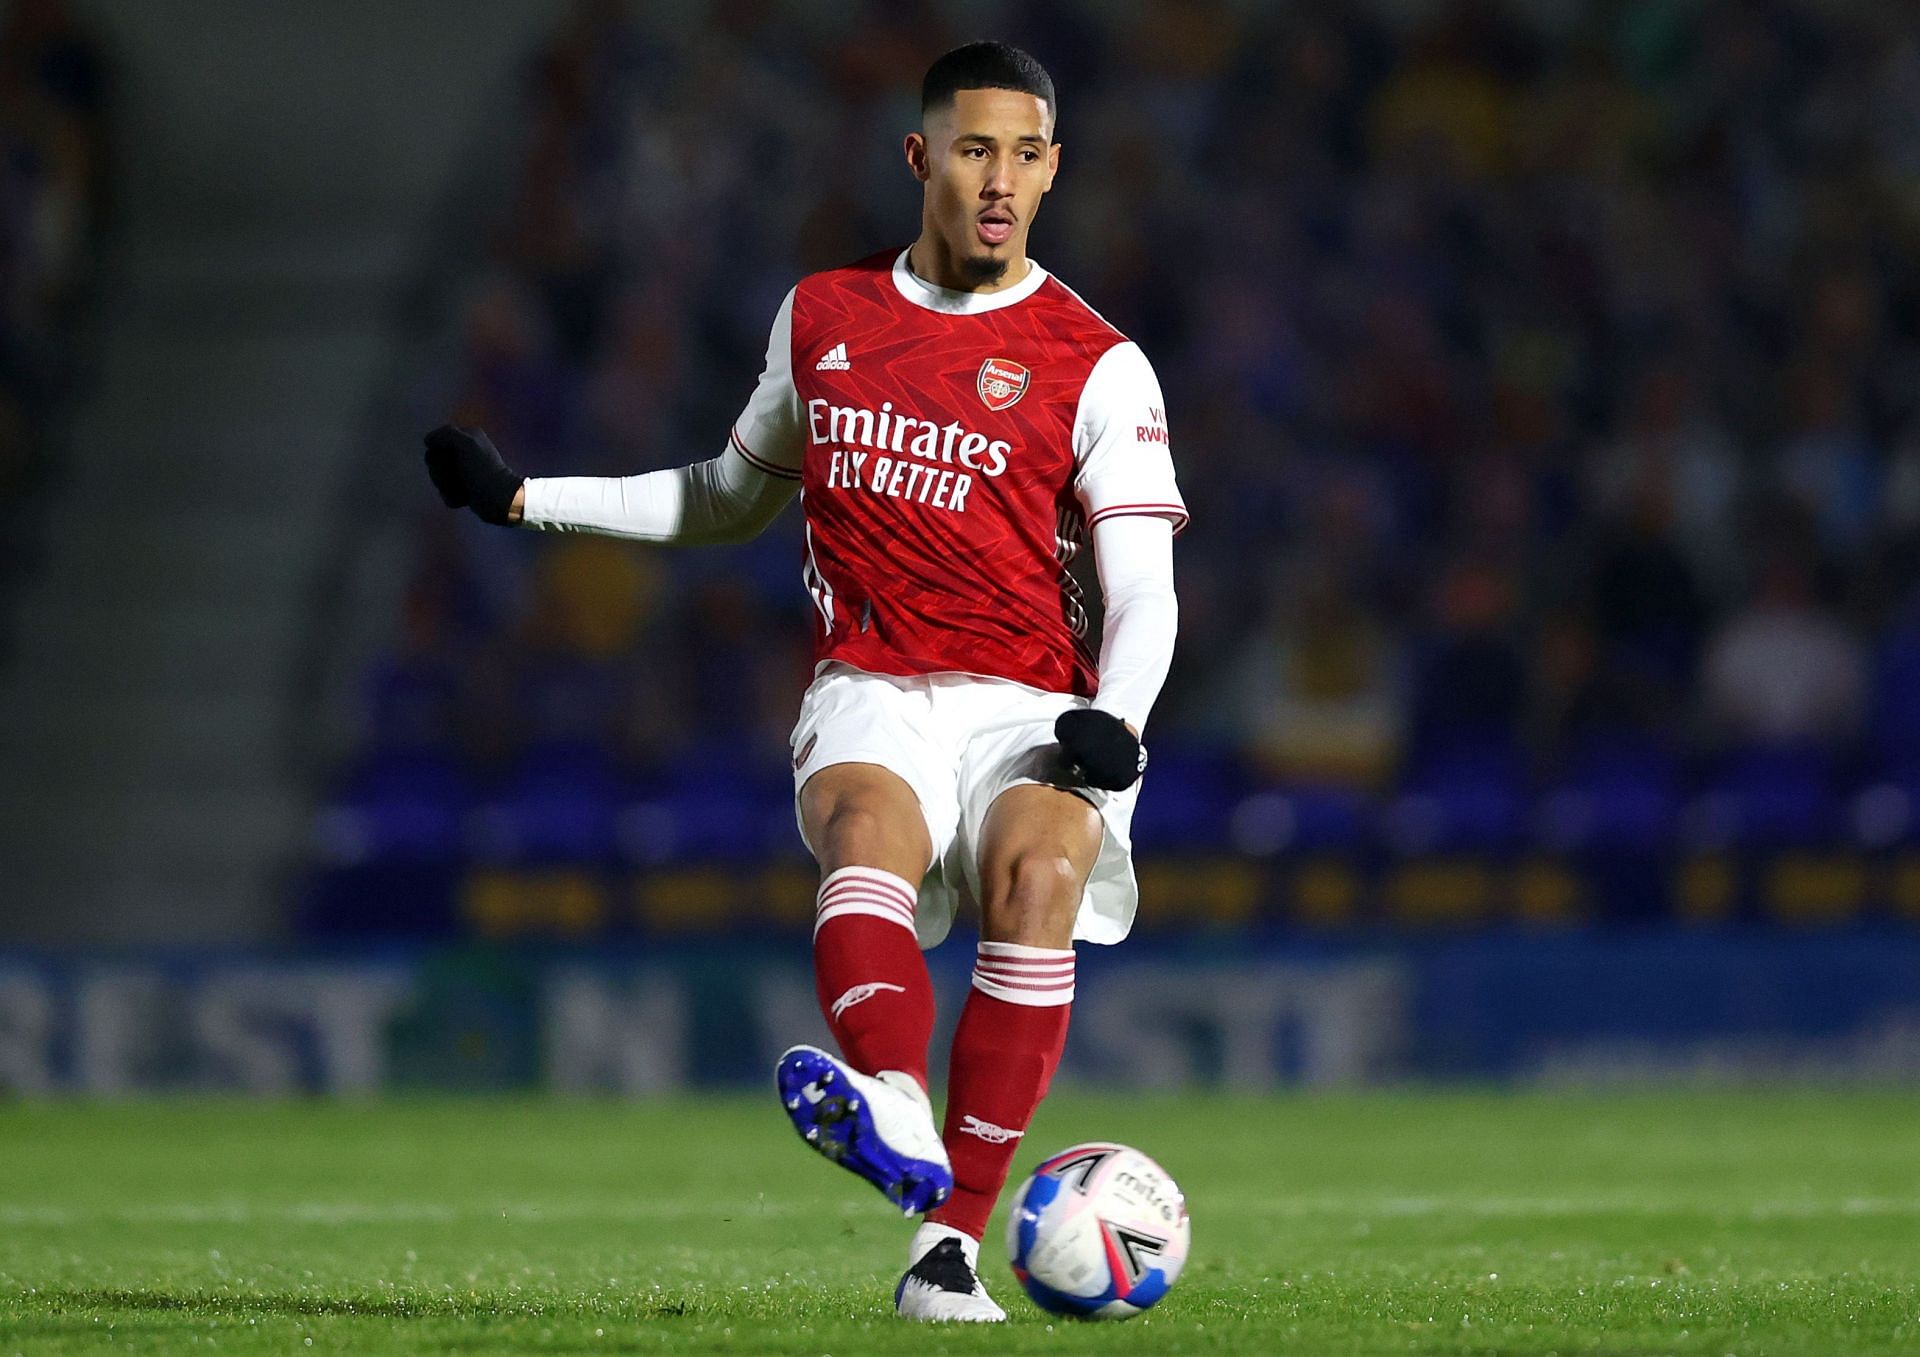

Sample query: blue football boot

[775,1044,952,1216]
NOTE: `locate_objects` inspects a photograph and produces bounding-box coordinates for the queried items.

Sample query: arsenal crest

[977,357,1030,411]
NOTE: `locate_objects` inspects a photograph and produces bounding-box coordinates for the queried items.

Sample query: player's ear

[1042,141,1060,193]
[903,132,931,184]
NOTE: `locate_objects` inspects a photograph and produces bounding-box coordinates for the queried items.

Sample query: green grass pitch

[2,1092,1915,1355]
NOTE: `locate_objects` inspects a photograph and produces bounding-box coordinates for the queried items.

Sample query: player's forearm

[518,450,795,545]
[1094,582,1178,734]
[1089,515,1178,734]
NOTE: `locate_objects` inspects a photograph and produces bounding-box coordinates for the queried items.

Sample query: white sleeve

[520,447,797,545]
[1073,341,1189,534]
[518,287,805,543]
[1089,513,1178,733]
[727,286,806,479]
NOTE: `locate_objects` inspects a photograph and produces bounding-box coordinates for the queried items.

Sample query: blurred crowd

[362,0,1920,862]
[0,0,108,512]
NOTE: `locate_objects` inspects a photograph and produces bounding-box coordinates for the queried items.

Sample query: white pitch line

[0,1199,870,1227]
[1238,1195,1920,1219]
[1,1197,1915,1228]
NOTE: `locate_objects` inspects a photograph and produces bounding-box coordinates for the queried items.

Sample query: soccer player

[425,42,1184,1322]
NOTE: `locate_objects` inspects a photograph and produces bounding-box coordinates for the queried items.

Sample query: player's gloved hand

[423,424,523,525]
[1054,708,1146,791]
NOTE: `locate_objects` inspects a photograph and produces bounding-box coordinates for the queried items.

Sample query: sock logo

[830,981,906,1020]
[958,1114,1024,1144]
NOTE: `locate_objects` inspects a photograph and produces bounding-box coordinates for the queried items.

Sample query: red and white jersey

[730,248,1187,697]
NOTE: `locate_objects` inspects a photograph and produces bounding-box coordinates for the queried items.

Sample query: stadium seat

[1129,743,1244,851]
[1870,630,1920,767]
[1228,784,1371,855]
[1383,740,1529,853]
[300,748,476,938]
[1686,744,1839,848]
[312,747,475,865]
[619,737,795,863]
[1536,734,1682,852]
[469,740,625,864]
[1850,766,1920,847]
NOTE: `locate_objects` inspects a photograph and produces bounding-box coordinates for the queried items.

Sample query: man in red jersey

[425,42,1184,1322]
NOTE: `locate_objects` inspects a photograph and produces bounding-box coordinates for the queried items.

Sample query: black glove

[1055,708,1146,791]
[423,424,524,525]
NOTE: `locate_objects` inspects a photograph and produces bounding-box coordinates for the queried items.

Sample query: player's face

[906,87,1059,287]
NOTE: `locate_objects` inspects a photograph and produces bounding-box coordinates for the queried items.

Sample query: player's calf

[929,784,1097,1240]
[928,941,1074,1241]
[811,865,936,1087]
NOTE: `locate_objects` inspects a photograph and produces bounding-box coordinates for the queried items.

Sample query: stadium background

[3,0,1919,1097]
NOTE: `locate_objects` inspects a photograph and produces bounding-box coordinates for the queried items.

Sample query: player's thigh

[790,664,958,880]
[975,782,1103,948]
[799,761,935,881]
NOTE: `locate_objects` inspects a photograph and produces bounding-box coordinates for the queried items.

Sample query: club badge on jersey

[977,358,1030,411]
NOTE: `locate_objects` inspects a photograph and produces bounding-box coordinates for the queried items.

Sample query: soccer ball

[1005,1141,1191,1319]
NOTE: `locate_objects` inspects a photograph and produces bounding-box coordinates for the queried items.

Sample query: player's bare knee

[817,799,890,861]
[802,775,929,878]
[982,851,1080,945]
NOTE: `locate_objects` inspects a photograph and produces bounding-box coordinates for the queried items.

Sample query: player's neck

[906,236,1032,296]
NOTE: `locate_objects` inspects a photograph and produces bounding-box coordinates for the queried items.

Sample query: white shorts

[789,662,1141,948]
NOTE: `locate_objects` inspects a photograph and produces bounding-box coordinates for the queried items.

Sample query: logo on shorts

[791,732,818,770]
[830,981,906,1020]
[959,1114,1025,1144]
[977,358,1030,411]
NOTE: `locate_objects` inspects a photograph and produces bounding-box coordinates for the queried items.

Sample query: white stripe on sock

[971,941,1074,1006]
[819,867,915,902]
[977,941,1071,960]
[815,866,918,937]
[819,887,915,915]
[975,966,1073,984]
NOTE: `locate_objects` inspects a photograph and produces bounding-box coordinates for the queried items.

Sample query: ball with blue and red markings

[1005,1141,1191,1320]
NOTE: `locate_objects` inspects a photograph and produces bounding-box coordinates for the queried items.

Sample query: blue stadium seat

[1130,743,1244,851]
[313,747,474,865]
[1384,740,1529,853]
[1850,765,1920,847]
[1228,784,1371,855]
[470,740,624,864]
[1688,744,1839,848]
[620,737,796,863]
[1537,734,1682,852]
[1871,630,1920,767]
[301,749,474,938]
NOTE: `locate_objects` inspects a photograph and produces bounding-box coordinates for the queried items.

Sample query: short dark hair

[921,41,1056,129]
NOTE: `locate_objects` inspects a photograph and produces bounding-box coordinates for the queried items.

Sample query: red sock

[811,866,935,1091]
[927,941,1074,1240]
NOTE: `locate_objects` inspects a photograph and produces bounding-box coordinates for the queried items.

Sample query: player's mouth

[976,209,1015,247]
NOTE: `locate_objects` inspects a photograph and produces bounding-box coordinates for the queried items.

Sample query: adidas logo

[815,342,851,371]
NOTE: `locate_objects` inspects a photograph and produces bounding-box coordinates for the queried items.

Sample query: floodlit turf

[1,1092,1915,1355]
